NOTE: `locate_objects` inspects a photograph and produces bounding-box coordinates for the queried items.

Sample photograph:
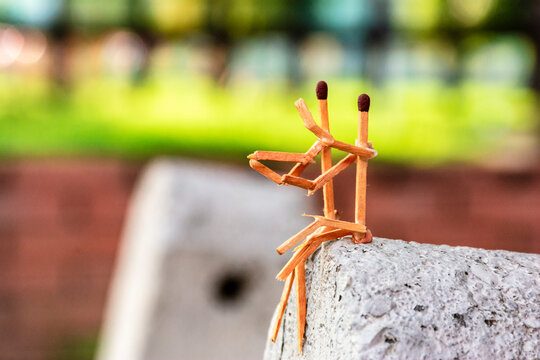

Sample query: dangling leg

[276,219,321,255]
[276,229,352,281]
[270,271,295,342]
[295,262,306,354]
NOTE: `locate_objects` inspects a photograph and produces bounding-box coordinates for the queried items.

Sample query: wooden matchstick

[276,220,321,255]
[330,139,377,159]
[308,153,356,195]
[270,271,295,342]
[276,229,352,281]
[293,228,350,252]
[317,81,335,220]
[353,94,371,244]
[249,159,283,184]
[281,174,315,189]
[295,263,306,354]
[277,247,310,282]
[304,215,366,233]
[288,141,324,177]
[295,99,377,159]
[294,99,334,144]
[248,151,313,164]
[276,216,362,256]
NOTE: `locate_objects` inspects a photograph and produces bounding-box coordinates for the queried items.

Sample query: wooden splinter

[281,174,315,190]
[304,214,366,233]
[288,141,324,177]
[353,94,373,244]
[293,228,350,252]
[249,159,282,184]
[277,215,366,257]
[294,98,377,159]
[270,271,295,342]
[331,139,377,159]
[294,99,334,144]
[308,153,356,195]
[295,262,306,354]
[248,151,313,164]
[276,219,321,255]
[276,229,351,281]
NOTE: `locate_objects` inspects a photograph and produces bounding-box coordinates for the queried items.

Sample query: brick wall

[0,160,538,360]
[332,164,540,254]
[0,160,140,360]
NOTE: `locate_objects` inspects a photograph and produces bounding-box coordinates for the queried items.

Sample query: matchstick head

[316,81,328,100]
[358,94,370,112]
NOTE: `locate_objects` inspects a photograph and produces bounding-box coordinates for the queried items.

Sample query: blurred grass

[53,334,97,360]
[0,75,535,165]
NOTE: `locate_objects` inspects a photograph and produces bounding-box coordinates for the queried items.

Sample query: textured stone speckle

[524,317,540,329]
[364,296,394,317]
[264,237,540,360]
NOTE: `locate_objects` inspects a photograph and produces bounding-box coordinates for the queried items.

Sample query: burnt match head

[358,94,370,112]
[316,81,328,100]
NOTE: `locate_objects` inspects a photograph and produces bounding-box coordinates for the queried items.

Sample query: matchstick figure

[248,81,376,353]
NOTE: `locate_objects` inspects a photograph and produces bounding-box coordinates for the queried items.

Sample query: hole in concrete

[452,313,467,327]
[384,334,397,344]
[214,271,249,305]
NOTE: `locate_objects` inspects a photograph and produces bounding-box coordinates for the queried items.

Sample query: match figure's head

[316,81,328,100]
[358,94,370,112]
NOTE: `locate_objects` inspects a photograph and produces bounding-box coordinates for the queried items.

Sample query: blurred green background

[1,0,538,165]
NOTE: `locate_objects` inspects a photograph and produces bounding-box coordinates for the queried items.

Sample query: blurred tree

[49,0,72,89]
[127,0,154,83]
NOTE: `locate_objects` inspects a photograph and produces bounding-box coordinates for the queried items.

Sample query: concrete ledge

[97,158,313,360]
[264,237,540,360]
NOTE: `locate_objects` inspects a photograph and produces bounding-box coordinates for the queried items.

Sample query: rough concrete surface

[264,237,540,360]
[97,158,313,360]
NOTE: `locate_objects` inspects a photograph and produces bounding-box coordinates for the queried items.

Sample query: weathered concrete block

[97,158,313,360]
[265,237,540,360]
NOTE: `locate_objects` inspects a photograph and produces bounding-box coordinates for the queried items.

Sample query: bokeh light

[0,24,23,66]
[449,0,495,26]
[102,31,147,78]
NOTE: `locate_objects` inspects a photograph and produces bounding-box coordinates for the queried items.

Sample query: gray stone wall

[264,237,540,360]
